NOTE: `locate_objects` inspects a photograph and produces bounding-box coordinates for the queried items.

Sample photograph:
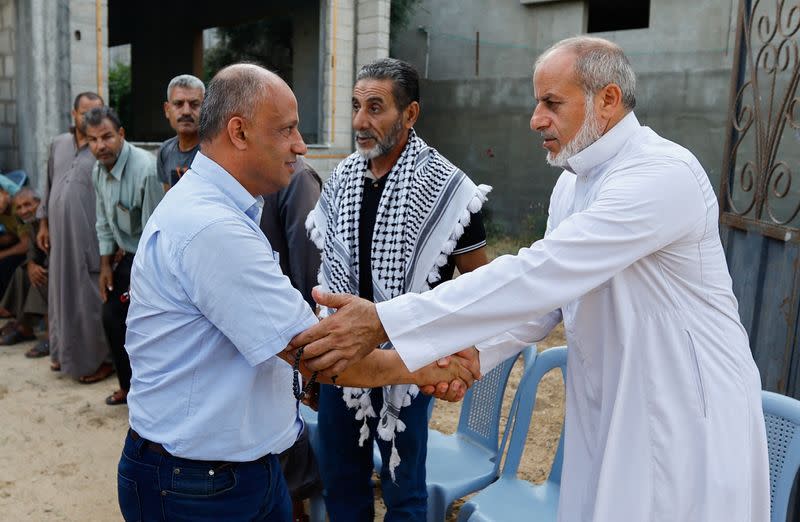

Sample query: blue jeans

[317,385,431,522]
[118,430,292,521]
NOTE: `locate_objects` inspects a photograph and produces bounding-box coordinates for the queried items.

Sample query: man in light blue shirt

[118,64,479,522]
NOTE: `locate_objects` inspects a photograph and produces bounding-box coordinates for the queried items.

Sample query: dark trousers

[0,253,26,298]
[317,385,431,522]
[277,424,323,501]
[118,430,292,521]
[103,253,133,391]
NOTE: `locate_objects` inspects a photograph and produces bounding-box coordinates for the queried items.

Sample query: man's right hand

[27,262,48,288]
[418,347,482,402]
[99,265,113,303]
[36,220,49,253]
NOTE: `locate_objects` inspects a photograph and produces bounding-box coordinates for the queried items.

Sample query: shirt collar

[190,151,263,223]
[99,140,131,180]
[566,111,640,177]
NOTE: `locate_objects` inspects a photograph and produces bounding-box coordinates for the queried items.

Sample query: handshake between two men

[281,288,481,402]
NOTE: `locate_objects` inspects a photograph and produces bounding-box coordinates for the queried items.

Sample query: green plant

[391,0,423,36]
[108,61,131,128]
[203,18,293,82]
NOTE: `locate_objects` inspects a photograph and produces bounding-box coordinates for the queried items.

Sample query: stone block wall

[0,0,17,170]
[69,0,107,101]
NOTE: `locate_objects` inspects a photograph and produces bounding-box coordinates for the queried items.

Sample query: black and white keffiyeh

[306,129,491,479]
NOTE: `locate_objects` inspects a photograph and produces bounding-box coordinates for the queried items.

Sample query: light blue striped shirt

[126,151,318,461]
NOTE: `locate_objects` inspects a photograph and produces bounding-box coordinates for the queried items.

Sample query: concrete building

[0,0,107,191]
[391,0,742,235]
[0,0,392,191]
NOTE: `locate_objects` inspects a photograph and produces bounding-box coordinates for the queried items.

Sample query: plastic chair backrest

[455,346,534,455]
[500,346,567,482]
[762,390,800,522]
[4,170,27,187]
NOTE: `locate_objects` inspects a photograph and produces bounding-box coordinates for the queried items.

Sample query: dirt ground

[0,332,130,521]
[0,238,564,521]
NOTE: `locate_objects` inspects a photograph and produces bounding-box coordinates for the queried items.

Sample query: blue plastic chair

[0,170,26,196]
[457,346,567,522]
[424,345,536,522]
[762,390,800,522]
[373,349,534,472]
[4,169,27,187]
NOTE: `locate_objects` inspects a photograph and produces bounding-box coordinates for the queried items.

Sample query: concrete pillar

[322,0,355,151]
[69,0,108,102]
[15,0,72,189]
[355,0,390,70]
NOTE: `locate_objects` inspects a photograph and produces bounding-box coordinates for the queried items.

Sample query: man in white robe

[290,37,771,521]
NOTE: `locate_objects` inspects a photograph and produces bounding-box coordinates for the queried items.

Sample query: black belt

[129,429,174,457]
[128,429,271,467]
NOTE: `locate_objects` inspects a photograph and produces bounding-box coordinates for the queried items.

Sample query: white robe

[375,113,770,521]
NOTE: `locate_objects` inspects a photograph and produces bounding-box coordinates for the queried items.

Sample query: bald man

[116,64,478,521]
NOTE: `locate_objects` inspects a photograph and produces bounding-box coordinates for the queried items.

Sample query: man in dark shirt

[260,156,322,307]
[307,58,490,521]
[0,188,49,354]
[156,74,204,191]
[0,186,31,298]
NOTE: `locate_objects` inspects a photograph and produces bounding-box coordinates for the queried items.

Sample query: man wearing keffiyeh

[306,58,491,521]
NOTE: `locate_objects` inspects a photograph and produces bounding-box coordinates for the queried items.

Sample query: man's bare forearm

[281,349,413,388]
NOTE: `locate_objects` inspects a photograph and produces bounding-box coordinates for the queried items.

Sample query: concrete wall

[392,0,739,235]
[0,0,17,170]
[0,0,105,189]
[69,0,108,101]
[15,0,73,189]
[305,0,391,177]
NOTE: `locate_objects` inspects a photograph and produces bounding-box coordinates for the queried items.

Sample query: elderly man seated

[0,188,49,355]
[0,185,30,299]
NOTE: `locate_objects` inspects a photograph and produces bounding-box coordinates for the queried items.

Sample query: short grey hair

[166,74,205,101]
[356,58,420,110]
[535,36,636,110]
[198,64,273,142]
[13,186,39,201]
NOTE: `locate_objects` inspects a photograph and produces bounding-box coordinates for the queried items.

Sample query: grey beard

[356,118,404,160]
[546,103,603,168]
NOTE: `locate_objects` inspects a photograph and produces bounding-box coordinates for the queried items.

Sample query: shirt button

[173,468,180,474]
[372,182,379,188]
[208,469,215,476]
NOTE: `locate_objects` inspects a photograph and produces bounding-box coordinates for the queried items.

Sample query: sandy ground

[0,329,129,521]
[0,239,565,521]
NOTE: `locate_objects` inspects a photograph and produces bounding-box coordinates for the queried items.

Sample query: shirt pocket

[116,202,142,238]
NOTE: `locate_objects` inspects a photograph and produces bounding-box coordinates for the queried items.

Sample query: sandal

[78,362,115,384]
[1,321,18,335]
[24,340,50,358]
[0,330,36,345]
[105,389,128,406]
[50,361,61,371]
